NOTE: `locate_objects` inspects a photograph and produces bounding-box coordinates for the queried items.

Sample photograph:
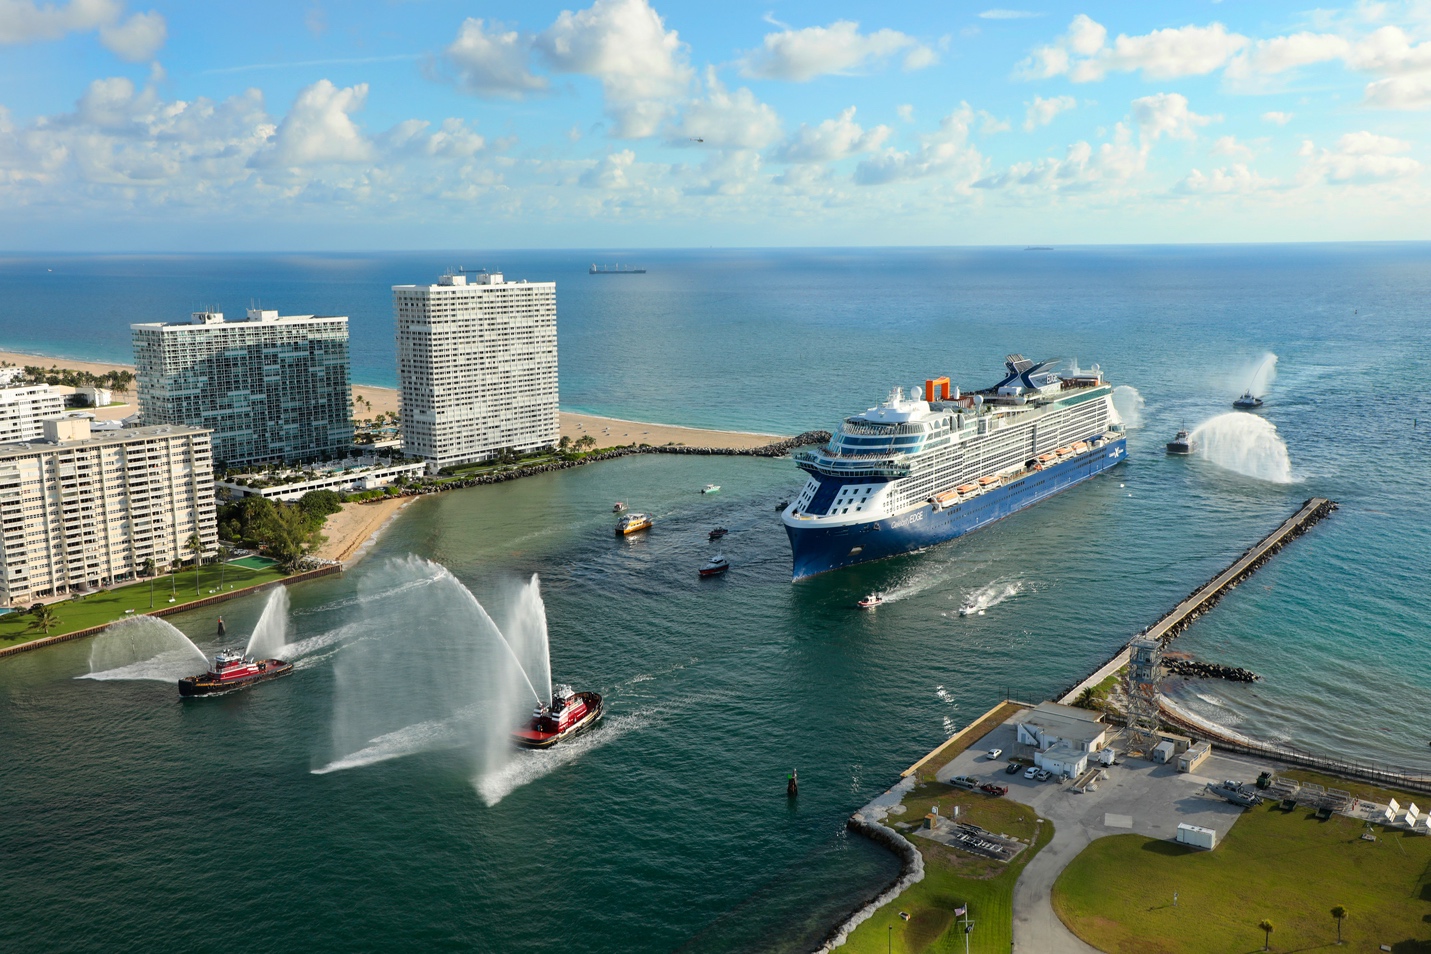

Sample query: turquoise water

[1,246,1429,951]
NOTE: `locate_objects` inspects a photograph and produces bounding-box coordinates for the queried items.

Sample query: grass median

[1053,771,1431,953]
[0,562,290,649]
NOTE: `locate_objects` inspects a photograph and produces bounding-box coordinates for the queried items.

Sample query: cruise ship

[782,355,1127,580]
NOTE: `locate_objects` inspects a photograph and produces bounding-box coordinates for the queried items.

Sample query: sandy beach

[0,348,788,449]
[313,497,413,565]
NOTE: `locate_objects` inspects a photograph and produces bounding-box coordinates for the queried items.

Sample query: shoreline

[313,496,414,566]
[0,348,785,450]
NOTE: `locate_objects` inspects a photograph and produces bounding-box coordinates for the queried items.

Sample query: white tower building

[393,271,558,468]
[0,381,65,444]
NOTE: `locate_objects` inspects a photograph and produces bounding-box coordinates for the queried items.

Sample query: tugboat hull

[511,692,604,749]
[178,659,294,697]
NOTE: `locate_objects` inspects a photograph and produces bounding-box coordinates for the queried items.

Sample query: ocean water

[1,245,1429,952]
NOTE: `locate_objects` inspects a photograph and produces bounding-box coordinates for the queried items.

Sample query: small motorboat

[701,484,720,494]
[1233,391,1264,410]
[857,592,884,609]
[709,527,729,540]
[511,685,604,749]
[958,601,981,617]
[179,649,293,697]
[613,501,628,513]
[776,500,790,511]
[1166,428,1195,455]
[699,554,730,577]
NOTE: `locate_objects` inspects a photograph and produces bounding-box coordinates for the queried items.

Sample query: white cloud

[1210,135,1255,159]
[1130,92,1216,141]
[684,148,762,196]
[384,117,486,159]
[1023,94,1075,131]
[896,104,914,122]
[740,19,936,81]
[1262,111,1294,125]
[669,72,781,149]
[1227,32,1350,78]
[979,9,1042,20]
[0,0,166,60]
[579,149,638,189]
[1021,15,1247,82]
[1364,72,1431,108]
[854,105,985,185]
[535,0,692,137]
[98,9,164,61]
[774,106,889,162]
[974,125,1145,194]
[260,80,374,167]
[1299,131,1421,183]
[443,18,547,98]
[1174,164,1279,194]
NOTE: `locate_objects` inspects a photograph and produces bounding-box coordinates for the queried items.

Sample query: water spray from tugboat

[80,616,209,682]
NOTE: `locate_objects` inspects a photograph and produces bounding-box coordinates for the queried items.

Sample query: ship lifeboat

[977,476,1000,487]
[511,685,604,749]
[1072,441,1089,453]
[955,483,979,495]
[1055,446,1073,457]
[930,489,961,510]
[1037,453,1056,464]
[178,649,293,697]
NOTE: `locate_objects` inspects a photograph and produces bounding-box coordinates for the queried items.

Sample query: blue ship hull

[785,437,1127,580]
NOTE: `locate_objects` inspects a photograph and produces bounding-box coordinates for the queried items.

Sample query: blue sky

[2,0,1430,249]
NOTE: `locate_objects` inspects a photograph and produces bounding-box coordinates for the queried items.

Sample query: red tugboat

[178,649,293,697]
[511,684,604,749]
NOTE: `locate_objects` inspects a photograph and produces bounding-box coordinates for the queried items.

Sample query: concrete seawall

[0,564,341,659]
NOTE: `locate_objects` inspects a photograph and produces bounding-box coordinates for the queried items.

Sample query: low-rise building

[216,458,425,502]
[0,417,217,606]
[1016,701,1108,779]
[1177,741,1212,773]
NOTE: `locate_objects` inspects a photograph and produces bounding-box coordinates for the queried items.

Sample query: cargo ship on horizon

[781,355,1127,580]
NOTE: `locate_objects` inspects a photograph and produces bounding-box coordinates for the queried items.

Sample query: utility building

[394,271,558,469]
[132,309,352,466]
[1016,701,1108,779]
[0,417,217,606]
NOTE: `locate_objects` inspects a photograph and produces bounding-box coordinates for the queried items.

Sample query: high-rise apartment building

[0,417,217,606]
[394,271,558,468]
[132,309,352,466]
[0,381,65,444]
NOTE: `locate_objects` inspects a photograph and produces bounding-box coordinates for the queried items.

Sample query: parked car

[949,775,980,790]
[1023,766,1039,780]
[1004,762,1022,775]
[979,783,1009,797]
[1036,769,1052,782]
[986,748,1003,760]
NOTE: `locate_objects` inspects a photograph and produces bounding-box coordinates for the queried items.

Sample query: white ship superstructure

[782,356,1127,579]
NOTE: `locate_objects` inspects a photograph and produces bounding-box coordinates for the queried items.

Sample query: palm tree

[1331,905,1347,944]
[218,544,232,589]
[185,534,204,595]
[1258,918,1274,951]
[28,603,59,634]
[1075,686,1098,710]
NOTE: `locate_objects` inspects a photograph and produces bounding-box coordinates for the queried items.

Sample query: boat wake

[1112,385,1145,429]
[954,579,1026,617]
[474,711,639,806]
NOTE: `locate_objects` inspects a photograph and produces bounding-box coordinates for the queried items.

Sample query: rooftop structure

[0,417,217,606]
[394,271,558,468]
[132,308,353,466]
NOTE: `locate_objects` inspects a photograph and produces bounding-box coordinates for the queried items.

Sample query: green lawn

[844,782,1054,954]
[0,562,290,648]
[1053,775,1431,954]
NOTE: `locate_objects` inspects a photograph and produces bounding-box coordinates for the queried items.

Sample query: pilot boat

[699,554,730,577]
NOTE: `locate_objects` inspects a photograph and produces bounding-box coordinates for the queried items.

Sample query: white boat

[701,484,720,494]
[857,592,884,609]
